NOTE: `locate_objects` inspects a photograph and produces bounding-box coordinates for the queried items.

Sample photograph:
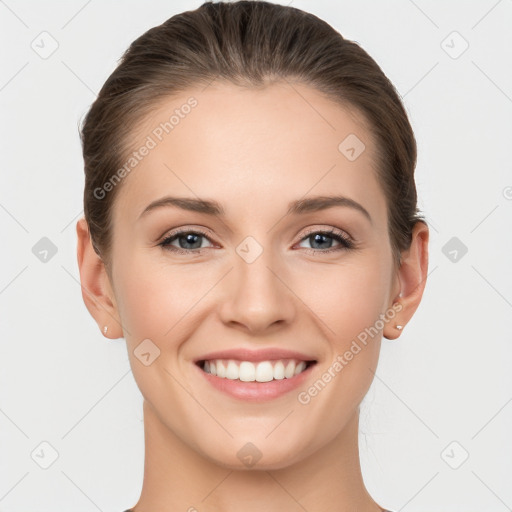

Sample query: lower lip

[195,362,316,402]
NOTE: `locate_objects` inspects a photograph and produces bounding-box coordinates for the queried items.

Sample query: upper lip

[194,348,317,364]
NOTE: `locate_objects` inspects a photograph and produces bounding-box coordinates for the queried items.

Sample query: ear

[76,217,123,339]
[383,221,429,340]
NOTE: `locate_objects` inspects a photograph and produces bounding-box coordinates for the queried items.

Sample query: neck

[130,399,384,512]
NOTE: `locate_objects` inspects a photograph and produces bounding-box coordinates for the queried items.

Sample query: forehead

[113,80,387,227]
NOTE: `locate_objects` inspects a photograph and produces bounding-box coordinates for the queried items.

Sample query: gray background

[1,1,511,510]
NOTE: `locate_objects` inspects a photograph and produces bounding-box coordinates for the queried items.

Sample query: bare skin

[77,80,428,512]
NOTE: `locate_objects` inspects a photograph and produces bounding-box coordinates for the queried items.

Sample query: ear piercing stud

[395,325,403,330]
[103,325,108,335]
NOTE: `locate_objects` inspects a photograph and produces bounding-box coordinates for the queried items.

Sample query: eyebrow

[138,194,372,223]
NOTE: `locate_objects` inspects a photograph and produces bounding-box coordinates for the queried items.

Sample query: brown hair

[80,0,424,274]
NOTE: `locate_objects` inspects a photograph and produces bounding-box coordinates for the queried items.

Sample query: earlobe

[383,221,429,340]
[76,217,123,339]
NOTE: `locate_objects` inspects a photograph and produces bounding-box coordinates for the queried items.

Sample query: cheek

[302,258,391,344]
[297,253,391,401]
[112,251,201,342]
[112,254,207,402]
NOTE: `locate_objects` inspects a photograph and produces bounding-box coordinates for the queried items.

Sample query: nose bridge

[219,235,294,332]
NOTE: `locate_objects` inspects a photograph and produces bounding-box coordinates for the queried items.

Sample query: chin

[201,436,310,471]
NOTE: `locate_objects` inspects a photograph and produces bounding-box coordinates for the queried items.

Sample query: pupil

[180,233,201,249]
[312,233,331,249]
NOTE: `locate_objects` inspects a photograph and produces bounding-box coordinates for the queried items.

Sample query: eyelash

[158,227,355,255]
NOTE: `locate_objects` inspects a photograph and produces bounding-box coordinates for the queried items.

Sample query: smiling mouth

[196,358,317,382]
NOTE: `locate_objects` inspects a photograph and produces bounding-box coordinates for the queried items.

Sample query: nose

[218,247,296,334]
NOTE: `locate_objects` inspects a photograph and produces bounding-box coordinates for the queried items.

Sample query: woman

[76,2,429,511]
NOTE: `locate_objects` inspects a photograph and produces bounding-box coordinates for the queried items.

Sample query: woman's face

[108,81,401,469]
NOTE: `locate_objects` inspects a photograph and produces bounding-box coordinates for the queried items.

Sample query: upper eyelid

[299,226,350,238]
[161,227,215,243]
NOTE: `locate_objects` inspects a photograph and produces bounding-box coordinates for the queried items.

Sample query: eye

[158,228,214,255]
[158,227,355,256]
[296,228,354,254]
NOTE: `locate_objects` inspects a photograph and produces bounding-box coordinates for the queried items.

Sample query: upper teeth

[203,359,308,382]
